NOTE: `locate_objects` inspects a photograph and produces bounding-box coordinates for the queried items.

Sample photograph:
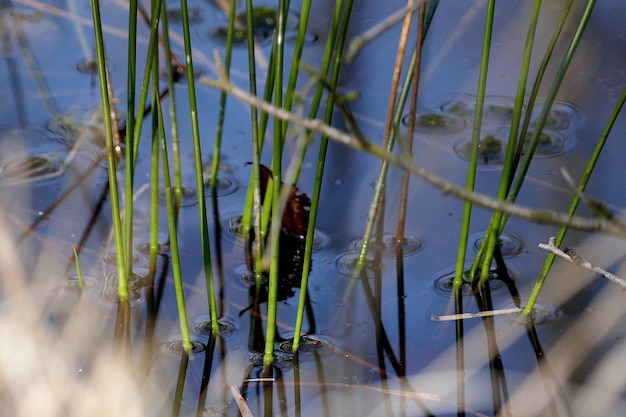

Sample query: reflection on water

[2,0,626,416]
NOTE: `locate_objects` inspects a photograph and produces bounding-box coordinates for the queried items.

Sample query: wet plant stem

[156,91,192,353]
[453,3,496,414]
[293,0,353,351]
[397,3,425,250]
[523,86,626,316]
[179,0,219,335]
[241,0,264,287]
[89,0,128,299]
[160,1,183,209]
[453,0,494,293]
[263,0,290,369]
[123,0,137,276]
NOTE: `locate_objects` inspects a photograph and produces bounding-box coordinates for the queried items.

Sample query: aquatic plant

[3,0,626,416]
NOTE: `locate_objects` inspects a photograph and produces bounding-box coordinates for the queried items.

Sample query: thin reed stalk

[155,92,192,352]
[178,0,219,335]
[263,0,290,369]
[89,0,128,299]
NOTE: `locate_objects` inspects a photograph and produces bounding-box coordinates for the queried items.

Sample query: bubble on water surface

[223,213,328,250]
[101,272,145,303]
[249,351,293,370]
[353,232,422,259]
[439,95,521,125]
[194,315,236,338]
[453,132,507,167]
[531,101,580,132]
[234,264,257,288]
[103,249,143,266]
[204,175,239,196]
[64,274,98,294]
[164,339,206,356]
[158,186,198,207]
[523,130,574,158]
[402,109,466,136]
[336,252,378,279]
[201,6,308,46]
[158,178,238,206]
[166,7,203,23]
[433,261,512,296]
[136,241,171,256]
[278,335,334,356]
[471,231,523,258]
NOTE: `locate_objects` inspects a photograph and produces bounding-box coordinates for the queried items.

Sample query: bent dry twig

[538,237,626,290]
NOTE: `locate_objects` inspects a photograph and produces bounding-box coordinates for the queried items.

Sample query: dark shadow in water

[141,253,170,378]
[196,332,218,414]
[114,298,132,359]
[469,246,568,417]
[525,318,572,417]
[358,252,435,417]
[471,247,516,416]
[172,351,189,417]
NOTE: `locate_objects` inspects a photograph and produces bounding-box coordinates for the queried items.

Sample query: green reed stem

[475,0,543,287]
[156,90,192,352]
[149,107,159,278]
[208,0,237,194]
[282,0,311,130]
[123,0,138,276]
[264,0,289,369]
[453,2,495,414]
[148,0,161,280]
[160,1,183,208]
[132,0,163,166]
[179,0,219,334]
[293,0,354,351]
[523,87,626,316]
[241,0,263,285]
[452,0,495,292]
[89,0,128,299]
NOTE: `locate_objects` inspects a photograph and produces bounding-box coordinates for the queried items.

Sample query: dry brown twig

[539,236,626,290]
[199,53,626,238]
